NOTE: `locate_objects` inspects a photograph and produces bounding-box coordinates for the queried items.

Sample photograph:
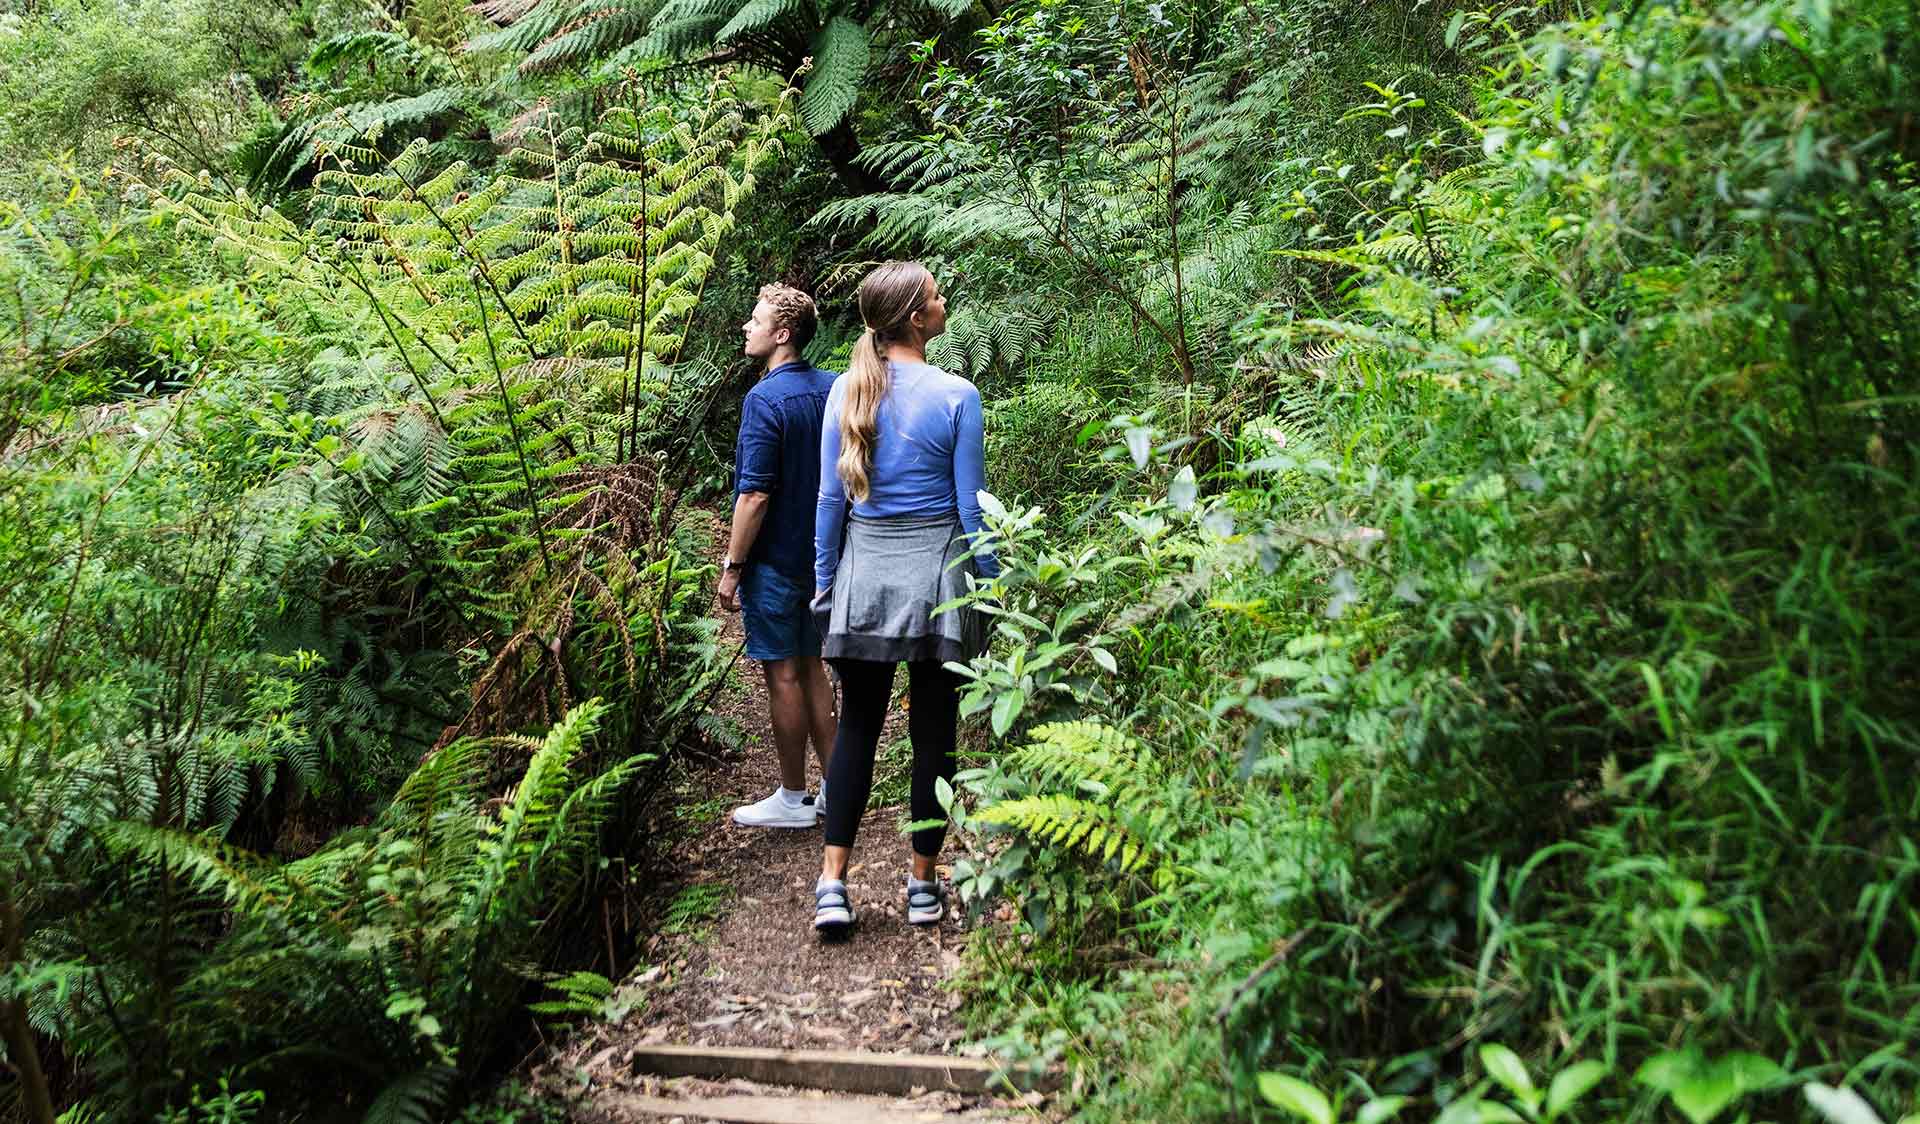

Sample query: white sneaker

[814,784,828,821]
[732,787,816,829]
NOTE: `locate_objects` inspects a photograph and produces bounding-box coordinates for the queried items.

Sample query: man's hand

[719,490,768,615]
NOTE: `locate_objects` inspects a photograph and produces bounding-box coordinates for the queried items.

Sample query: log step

[627,1044,1053,1098]
[601,1091,1014,1123]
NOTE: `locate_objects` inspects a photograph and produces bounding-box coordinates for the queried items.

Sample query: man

[717,283,840,828]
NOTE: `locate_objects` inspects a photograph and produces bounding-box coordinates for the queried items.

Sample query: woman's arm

[952,385,999,578]
[815,391,849,593]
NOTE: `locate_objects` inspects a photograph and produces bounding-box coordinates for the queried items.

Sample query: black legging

[823,659,959,858]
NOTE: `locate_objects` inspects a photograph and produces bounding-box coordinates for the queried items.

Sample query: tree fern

[927,299,1054,378]
[169,78,794,668]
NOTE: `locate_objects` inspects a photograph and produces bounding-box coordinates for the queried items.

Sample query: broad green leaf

[1720,1052,1785,1092]
[1251,657,1315,680]
[1634,1048,1697,1093]
[1445,10,1467,46]
[1544,1061,1608,1120]
[1481,1044,1536,1104]
[990,688,1024,737]
[976,488,1008,521]
[1169,465,1196,510]
[1088,646,1117,674]
[1256,1074,1333,1124]
[1357,1095,1412,1124]
[1669,1074,1739,1124]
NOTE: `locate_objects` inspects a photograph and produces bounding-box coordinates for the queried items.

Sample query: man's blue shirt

[734,360,839,581]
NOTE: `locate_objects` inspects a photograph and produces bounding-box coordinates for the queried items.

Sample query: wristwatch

[720,556,745,574]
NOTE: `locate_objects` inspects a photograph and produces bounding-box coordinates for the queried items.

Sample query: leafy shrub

[930,0,1920,1121]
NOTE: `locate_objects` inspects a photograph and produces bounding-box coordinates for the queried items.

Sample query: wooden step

[601,1091,1014,1123]
[627,1044,1053,1098]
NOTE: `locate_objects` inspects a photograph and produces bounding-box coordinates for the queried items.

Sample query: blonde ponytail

[836,260,934,504]
[838,329,888,503]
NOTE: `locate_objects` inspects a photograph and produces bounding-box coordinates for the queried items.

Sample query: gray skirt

[813,512,986,664]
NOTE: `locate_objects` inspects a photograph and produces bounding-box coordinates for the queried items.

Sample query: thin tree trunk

[2,894,58,1124]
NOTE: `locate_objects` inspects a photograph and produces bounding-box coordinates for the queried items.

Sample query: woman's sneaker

[814,878,854,934]
[732,787,815,829]
[905,875,945,925]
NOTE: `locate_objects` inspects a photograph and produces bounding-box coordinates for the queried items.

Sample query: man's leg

[733,567,814,828]
[762,657,811,793]
[799,656,837,774]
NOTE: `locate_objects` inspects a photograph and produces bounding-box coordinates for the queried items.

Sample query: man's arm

[716,491,768,611]
[719,393,779,612]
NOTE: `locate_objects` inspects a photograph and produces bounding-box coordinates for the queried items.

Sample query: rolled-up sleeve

[953,385,999,578]
[814,384,849,591]
[734,393,779,496]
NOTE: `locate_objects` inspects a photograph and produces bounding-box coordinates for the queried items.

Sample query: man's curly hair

[758,283,818,350]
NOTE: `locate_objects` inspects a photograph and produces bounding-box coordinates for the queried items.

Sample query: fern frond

[800,17,869,135]
[522,0,658,73]
[363,1066,455,1124]
[972,794,1156,874]
[105,822,314,918]
[714,0,801,42]
[470,698,607,920]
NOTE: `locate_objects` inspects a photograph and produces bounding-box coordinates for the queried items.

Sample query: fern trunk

[814,117,880,195]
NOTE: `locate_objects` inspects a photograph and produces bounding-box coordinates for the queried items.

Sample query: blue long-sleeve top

[815,359,999,592]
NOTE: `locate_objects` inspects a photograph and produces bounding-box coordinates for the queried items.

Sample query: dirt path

[539,607,1036,1121]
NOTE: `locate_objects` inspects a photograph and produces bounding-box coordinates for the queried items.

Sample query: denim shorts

[740,563,820,661]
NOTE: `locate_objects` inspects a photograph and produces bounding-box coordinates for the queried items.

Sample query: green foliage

[0,0,299,183]
[467,0,986,195]
[9,0,1920,1120]
[84,701,644,1115]
[2,68,778,1120]
[919,0,1920,1121]
[529,969,639,1022]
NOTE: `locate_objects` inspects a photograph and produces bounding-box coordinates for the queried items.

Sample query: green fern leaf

[800,17,869,135]
[363,1065,454,1124]
[714,0,802,42]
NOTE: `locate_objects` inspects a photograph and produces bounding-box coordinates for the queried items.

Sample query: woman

[811,260,997,935]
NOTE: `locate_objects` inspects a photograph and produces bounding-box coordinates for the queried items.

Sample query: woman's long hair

[838,260,933,503]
